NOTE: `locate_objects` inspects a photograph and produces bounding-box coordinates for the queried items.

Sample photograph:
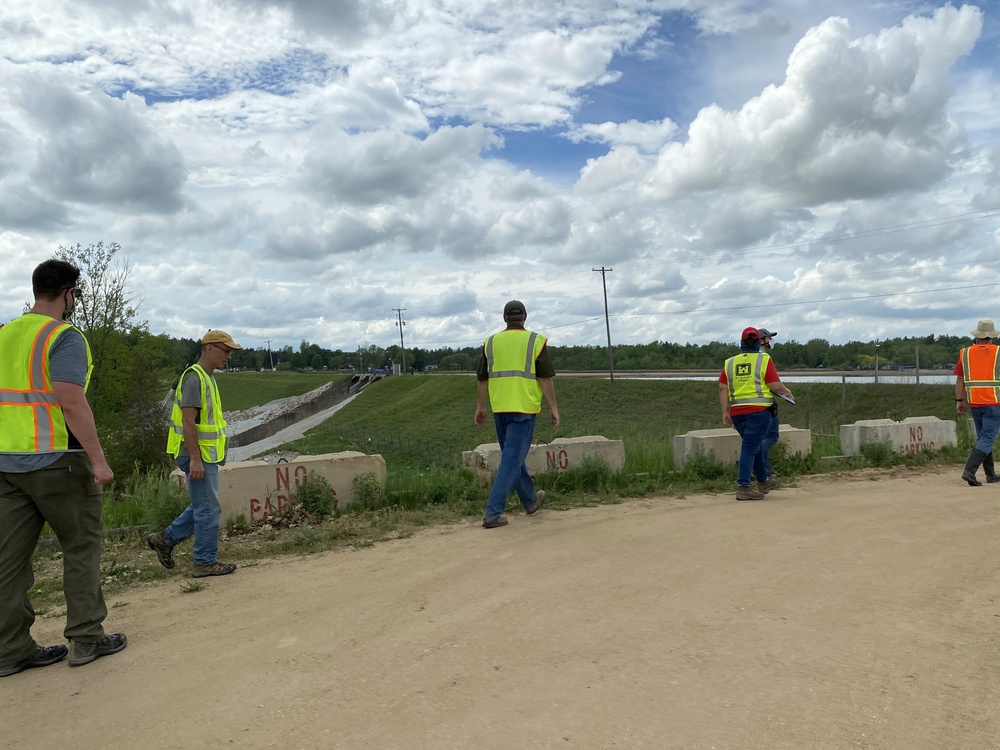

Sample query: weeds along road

[5,467,998,750]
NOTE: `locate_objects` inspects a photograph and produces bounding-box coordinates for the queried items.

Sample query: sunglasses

[64,287,82,298]
[210,343,234,355]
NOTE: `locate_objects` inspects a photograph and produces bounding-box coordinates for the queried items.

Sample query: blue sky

[0,1,998,353]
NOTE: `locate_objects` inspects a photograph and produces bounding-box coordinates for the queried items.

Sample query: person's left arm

[50,381,114,485]
[535,343,559,429]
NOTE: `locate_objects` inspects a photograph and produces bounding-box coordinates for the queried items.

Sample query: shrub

[859,439,898,467]
[352,472,385,510]
[142,470,191,531]
[295,471,336,518]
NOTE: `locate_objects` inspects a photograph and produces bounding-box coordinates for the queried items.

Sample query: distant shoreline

[558,369,952,379]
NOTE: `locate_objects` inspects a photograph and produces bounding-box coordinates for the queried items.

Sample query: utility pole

[593,267,615,381]
[265,339,274,371]
[393,308,408,374]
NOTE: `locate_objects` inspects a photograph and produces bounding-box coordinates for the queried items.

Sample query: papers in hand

[776,393,795,405]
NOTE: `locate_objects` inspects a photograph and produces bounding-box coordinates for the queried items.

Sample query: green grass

[214,372,349,411]
[280,374,966,471]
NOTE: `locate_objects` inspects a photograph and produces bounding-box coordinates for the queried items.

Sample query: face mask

[62,289,77,321]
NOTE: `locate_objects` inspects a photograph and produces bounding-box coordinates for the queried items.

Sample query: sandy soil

[5,467,999,750]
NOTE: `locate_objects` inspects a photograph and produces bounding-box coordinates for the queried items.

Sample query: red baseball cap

[741,327,760,341]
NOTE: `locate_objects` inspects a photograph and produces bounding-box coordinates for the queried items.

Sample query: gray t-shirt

[174,368,223,463]
[0,326,89,473]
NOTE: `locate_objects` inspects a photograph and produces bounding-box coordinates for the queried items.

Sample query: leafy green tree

[56,242,171,474]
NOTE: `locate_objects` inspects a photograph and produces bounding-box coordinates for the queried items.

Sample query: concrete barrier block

[839,417,956,457]
[462,435,625,485]
[171,452,386,524]
[672,424,811,470]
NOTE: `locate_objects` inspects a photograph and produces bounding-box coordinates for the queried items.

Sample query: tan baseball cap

[201,329,242,349]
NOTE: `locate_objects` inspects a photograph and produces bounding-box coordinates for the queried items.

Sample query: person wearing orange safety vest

[954,319,1000,486]
[475,300,560,528]
[719,327,795,502]
[0,259,127,677]
[147,330,241,578]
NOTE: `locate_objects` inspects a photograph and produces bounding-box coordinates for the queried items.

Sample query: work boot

[736,485,765,501]
[962,448,988,487]
[761,474,780,492]
[68,633,128,667]
[525,490,546,515]
[983,453,1000,483]
[146,532,175,569]
[192,562,237,578]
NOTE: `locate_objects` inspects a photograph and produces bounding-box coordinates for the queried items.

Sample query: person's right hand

[189,458,206,480]
[92,461,114,485]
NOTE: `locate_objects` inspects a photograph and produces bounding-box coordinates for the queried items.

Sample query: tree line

[225,334,963,374]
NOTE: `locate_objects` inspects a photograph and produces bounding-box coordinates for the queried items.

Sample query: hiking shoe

[68,633,128,667]
[761,474,779,492]
[147,532,175,569]
[192,562,237,578]
[736,485,765,501]
[482,515,509,529]
[526,490,546,515]
[0,644,68,678]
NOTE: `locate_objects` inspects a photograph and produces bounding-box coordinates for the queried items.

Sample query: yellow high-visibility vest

[484,329,547,414]
[0,313,93,454]
[165,364,228,462]
[961,344,1000,406]
[724,352,775,408]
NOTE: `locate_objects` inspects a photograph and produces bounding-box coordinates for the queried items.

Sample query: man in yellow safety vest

[0,259,127,677]
[475,300,560,528]
[147,330,241,577]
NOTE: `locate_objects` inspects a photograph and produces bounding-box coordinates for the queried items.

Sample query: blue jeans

[484,413,539,521]
[971,405,1000,454]
[759,410,779,480]
[731,410,771,487]
[164,457,222,565]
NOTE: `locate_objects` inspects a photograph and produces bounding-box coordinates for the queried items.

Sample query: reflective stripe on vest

[484,329,546,413]
[165,364,227,462]
[0,314,91,454]
[724,352,775,408]
[961,344,1000,406]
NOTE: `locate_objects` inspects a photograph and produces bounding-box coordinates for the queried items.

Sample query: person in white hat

[756,327,780,491]
[148,329,242,576]
[954,319,1000,486]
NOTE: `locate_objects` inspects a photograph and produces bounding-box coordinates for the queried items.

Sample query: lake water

[619,373,955,385]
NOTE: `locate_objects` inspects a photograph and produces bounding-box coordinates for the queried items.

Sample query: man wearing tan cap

[955,320,1000,486]
[148,330,241,576]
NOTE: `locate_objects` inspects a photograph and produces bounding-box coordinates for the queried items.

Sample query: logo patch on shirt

[736,363,752,378]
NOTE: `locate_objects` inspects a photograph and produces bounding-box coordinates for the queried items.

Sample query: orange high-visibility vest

[961,343,1000,406]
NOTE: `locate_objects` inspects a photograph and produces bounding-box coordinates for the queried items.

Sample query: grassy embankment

[29,372,969,609]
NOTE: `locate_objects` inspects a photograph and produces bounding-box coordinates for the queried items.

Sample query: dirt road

[5,468,999,750]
